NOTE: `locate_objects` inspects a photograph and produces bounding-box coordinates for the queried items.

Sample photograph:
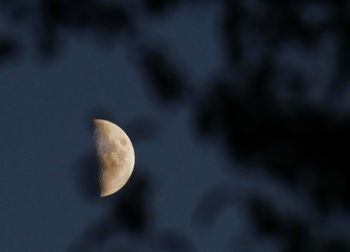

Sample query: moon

[93,119,135,197]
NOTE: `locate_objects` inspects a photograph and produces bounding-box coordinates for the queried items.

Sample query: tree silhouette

[2,0,350,251]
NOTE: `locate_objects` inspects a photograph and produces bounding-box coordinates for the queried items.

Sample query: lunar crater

[93,119,135,197]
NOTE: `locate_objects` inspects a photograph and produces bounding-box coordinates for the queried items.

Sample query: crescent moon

[93,119,135,197]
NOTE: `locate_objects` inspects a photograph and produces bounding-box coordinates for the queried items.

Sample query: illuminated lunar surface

[93,119,135,197]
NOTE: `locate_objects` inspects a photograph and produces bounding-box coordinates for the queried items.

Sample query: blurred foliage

[0,36,17,63]
[2,0,350,251]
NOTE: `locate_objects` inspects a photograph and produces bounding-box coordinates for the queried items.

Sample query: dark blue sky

[1,1,350,251]
[0,3,240,251]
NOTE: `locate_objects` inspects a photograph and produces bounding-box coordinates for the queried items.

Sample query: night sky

[1,1,350,252]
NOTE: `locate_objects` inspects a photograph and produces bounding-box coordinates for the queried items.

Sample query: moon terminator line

[93,119,135,197]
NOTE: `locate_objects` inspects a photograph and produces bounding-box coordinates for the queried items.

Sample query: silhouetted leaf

[139,47,188,104]
[0,37,17,60]
[111,171,152,233]
[144,0,181,14]
[324,240,350,252]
